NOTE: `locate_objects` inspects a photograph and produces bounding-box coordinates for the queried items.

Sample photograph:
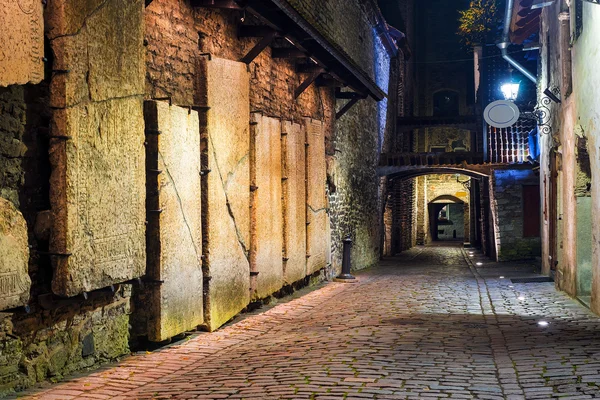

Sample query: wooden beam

[294,68,324,98]
[335,90,361,100]
[238,25,276,38]
[295,63,324,73]
[316,76,342,88]
[335,97,360,120]
[191,0,245,9]
[272,48,306,59]
[240,30,277,64]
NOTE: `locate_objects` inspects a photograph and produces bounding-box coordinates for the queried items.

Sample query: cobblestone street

[19,245,600,399]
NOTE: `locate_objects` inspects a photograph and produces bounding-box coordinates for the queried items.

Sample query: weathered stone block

[250,114,283,299]
[47,0,145,107]
[144,101,203,341]
[282,120,307,284]
[0,198,31,310]
[49,98,146,297]
[0,0,44,86]
[200,57,250,331]
[305,118,328,274]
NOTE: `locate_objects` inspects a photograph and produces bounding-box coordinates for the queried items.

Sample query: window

[523,185,541,237]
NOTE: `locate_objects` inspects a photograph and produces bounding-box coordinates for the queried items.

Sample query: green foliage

[458,0,503,47]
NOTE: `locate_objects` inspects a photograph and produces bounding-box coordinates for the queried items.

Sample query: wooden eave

[192,0,386,101]
[509,0,541,44]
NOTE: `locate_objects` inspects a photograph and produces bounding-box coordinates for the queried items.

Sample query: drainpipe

[498,0,537,84]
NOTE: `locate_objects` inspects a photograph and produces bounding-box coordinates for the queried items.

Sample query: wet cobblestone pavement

[19,245,600,399]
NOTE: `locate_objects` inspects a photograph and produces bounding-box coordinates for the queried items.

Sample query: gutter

[498,0,537,83]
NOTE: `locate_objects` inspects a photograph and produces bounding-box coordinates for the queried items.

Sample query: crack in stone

[158,150,202,265]
[49,0,112,41]
[207,131,249,260]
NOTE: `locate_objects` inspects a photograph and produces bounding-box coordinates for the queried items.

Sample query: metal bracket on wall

[521,87,560,136]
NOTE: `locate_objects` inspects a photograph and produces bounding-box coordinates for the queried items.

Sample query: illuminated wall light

[501,82,520,101]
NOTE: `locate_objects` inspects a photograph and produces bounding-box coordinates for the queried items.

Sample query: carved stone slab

[199,57,250,331]
[250,114,283,299]
[46,0,145,108]
[49,98,146,297]
[0,0,44,86]
[144,101,203,341]
[282,121,307,284]
[47,0,146,297]
[305,119,328,274]
[0,198,31,310]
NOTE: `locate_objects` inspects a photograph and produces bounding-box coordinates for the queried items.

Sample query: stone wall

[490,169,541,261]
[0,0,395,394]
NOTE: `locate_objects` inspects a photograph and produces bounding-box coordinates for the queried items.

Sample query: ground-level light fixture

[537,321,549,327]
[499,276,505,279]
[518,296,525,301]
[476,262,483,266]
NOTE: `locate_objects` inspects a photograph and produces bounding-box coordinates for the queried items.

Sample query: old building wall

[572,3,600,312]
[538,2,599,304]
[0,0,147,393]
[0,0,395,393]
[490,169,541,261]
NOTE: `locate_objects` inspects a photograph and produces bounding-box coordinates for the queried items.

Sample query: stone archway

[428,194,467,243]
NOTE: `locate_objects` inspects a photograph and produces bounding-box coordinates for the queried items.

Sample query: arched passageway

[381,168,493,257]
[428,195,467,242]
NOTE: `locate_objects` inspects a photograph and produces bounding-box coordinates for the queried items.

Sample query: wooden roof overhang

[510,0,542,44]
[189,0,388,103]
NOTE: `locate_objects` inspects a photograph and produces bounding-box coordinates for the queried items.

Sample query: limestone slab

[305,119,328,274]
[0,198,31,310]
[46,0,145,107]
[200,57,250,331]
[250,114,283,299]
[144,101,203,341]
[49,97,146,297]
[282,121,307,284]
[0,0,44,86]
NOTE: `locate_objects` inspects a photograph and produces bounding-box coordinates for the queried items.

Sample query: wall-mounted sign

[484,100,520,128]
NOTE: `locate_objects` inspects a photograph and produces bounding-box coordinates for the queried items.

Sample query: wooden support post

[294,68,324,98]
[335,97,361,120]
[240,30,277,64]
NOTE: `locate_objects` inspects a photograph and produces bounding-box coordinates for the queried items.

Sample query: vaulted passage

[25,245,600,399]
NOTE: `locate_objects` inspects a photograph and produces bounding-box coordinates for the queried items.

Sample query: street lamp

[501,81,520,101]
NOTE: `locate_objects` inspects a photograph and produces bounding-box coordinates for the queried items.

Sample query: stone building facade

[0,0,400,393]
[535,1,599,311]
